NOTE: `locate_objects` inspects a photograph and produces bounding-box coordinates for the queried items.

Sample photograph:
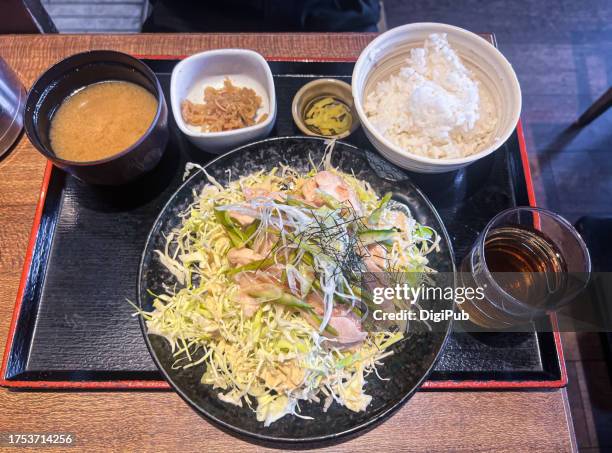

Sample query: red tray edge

[0,55,567,391]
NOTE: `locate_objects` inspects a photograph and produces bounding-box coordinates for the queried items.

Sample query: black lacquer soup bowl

[24,50,168,185]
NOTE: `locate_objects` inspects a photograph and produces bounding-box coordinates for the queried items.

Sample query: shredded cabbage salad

[136,144,440,426]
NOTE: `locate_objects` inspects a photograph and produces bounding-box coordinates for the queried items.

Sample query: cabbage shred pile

[138,148,439,426]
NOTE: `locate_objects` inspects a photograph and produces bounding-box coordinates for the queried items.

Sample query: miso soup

[49,80,158,162]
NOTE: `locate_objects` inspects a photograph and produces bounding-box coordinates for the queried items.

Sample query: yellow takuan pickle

[304,97,352,136]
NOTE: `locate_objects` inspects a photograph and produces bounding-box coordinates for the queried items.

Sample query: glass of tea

[460,207,591,328]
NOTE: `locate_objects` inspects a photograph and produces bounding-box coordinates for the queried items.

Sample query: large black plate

[137,137,455,442]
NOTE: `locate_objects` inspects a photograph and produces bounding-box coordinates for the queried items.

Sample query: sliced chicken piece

[328,314,368,345]
[306,292,367,346]
[237,292,260,317]
[234,264,284,286]
[228,211,255,227]
[227,248,264,266]
[243,186,286,203]
[314,171,362,216]
[366,243,387,271]
[357,240,387,274]
[362,247,392,297]
[252,232,278,256]
[301,178,325,207]
[306,292,325,315]
[233,266,284,318]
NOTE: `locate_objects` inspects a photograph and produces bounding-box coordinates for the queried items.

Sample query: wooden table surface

[0,33,576,452]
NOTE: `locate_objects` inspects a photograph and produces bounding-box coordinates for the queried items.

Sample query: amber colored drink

[460,225,568,328]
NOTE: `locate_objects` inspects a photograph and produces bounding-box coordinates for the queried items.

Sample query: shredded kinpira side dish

[136,144,440,426]
[181,78,268,132]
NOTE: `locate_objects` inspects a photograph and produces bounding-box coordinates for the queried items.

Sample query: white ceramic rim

[170,48,276,139]
[352,22,522,167]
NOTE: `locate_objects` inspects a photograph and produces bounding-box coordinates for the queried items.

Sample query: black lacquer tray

[0,58,565,390]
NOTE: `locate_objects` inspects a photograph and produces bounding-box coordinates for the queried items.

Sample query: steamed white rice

[364,33,497,159]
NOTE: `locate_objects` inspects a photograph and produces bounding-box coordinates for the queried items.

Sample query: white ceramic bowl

[352,23,522,173]
[170,49,276,154]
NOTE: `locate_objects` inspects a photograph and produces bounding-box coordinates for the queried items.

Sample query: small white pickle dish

[170,49,276,154]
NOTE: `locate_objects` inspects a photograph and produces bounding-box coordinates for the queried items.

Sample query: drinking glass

[0,57,25,157]
[459,207,591,328]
